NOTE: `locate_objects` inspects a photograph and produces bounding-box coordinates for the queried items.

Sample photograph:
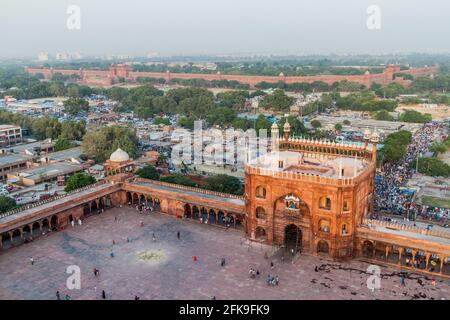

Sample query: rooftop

[247,151,368,178]
[0,154,32,167]
[10,162,84,182]
[0,124,20,130]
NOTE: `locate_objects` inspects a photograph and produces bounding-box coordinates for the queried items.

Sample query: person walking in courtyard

[220,257,226,267]
[65,294,71,300]
[270,261,274,270]
[78,219,82,226]
[30,257,34,265]
[177,231,180,240]
[102,290,106,299]
[401,275,406,286]
[267,275,272,285]
[56,291,60,300]
[152,233,156,242]
[71,220,75,227]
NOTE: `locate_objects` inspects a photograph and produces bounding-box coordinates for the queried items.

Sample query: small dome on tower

[271,122,279,129]
[279,72,285,77]
[371,130,380,143]
[109,148,130,162]
[283,121,291,131]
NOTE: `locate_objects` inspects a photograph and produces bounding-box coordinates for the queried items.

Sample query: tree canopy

[374,109,394,121]
[82,126,139,162]
[136,165,160,180]
[399,110,432,123]
[63,98,89,116]
[412,157,450,177]
[0,196,16,213]
[380,130,413,163]
[204,174,244,195]
[259,89,293,111]
[64,173,96,192]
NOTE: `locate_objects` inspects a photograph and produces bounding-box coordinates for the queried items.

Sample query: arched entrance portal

[362,241,374,258]
[50,215,58,230]
[284,224,302,253]
[317,240,329,254]
[153,198,160,210]
[184,204,192,219]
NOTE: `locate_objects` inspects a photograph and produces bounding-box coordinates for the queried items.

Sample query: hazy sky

[1,0,449,58]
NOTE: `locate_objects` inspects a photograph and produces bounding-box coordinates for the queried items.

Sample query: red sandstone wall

[25,64,439,88]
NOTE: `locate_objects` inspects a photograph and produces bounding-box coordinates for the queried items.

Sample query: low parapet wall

[362,218,450,240]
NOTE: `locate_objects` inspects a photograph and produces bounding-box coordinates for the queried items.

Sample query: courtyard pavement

[0,206,449,300]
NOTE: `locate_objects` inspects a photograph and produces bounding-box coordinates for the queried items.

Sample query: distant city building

[7,162,87,187]
[0,125,22,148]
[71,51,83,60]
[146,52,160,58]
[55,52,70,60]
[37,52,49,61]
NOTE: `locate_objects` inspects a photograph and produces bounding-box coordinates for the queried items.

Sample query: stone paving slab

[0,206,449,300]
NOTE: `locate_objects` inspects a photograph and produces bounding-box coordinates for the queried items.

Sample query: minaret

[363,128,371,149]
[283,121,291,141]
[370,130,380,162]
[271,122,279,152]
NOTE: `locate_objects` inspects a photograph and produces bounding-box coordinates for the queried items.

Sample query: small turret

[363,128,371,148]
[271,122,279,151]
[283,121,291,141]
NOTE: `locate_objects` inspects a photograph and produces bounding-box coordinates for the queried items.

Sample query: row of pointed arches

[126,192,161,209]
[0,194,114,251]
[183,204,244,229]
[361,240,450,276]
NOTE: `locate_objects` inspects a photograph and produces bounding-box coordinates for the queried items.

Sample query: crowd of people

[374,122,448,222]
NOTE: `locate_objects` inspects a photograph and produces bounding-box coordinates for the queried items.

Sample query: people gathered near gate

[374,122,448,223]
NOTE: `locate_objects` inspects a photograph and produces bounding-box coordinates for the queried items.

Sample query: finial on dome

[370,129,380,143]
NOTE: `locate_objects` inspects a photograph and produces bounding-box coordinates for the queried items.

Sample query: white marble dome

[110,148,130,162]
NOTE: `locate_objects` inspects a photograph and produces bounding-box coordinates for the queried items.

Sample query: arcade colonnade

[125,191,245,229]
[0,194,114,250]
[358,239,450,276]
